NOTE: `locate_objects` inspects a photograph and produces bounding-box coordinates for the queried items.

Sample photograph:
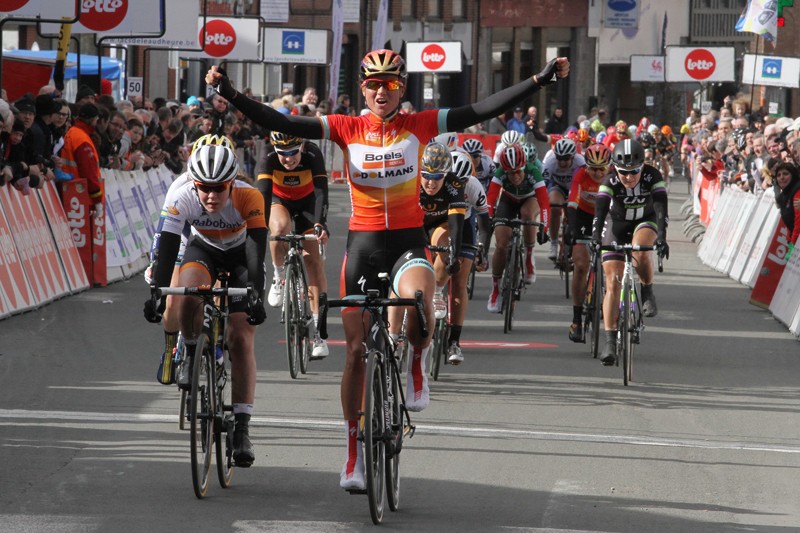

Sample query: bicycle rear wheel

[190,335,214,499]
[503,242,518,334]
[363,350,386,524]
[215,346,234,488]
[284,264,301,379]
[385,357,402,512]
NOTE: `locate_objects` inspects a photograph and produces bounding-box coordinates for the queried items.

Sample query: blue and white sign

[263,28,328,65]
[743,54,800,89]
[604,0,639,29]
[282,31,305,55]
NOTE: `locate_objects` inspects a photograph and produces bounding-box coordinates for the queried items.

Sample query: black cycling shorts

[573,209,595,241]
[341,228,432,301]
[180,238,250,314]
[272,193,315,234]
[599,216,658,263]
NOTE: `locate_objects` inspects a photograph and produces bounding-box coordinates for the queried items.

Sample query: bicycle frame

[493,218,542,333]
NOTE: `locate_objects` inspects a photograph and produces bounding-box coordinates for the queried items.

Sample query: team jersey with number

[596,164,667,222]
[462,174,488,219]
[159,179,267,251]
[567,166,604,214]
[257,150,327,201]
[320,110,447,231]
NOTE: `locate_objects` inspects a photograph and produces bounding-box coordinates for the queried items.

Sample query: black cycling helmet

[612,139,645,170]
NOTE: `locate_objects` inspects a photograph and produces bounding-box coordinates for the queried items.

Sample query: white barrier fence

[697,185,800,337]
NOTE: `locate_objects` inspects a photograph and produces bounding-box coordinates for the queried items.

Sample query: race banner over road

[665,46,735,83]
[742,54,800,89]
[185,17,262,61]
[262,28,328,65]
[41,0,163,37]
[107,0,202,49]
[406,42,462,73]
[0,0,76,17]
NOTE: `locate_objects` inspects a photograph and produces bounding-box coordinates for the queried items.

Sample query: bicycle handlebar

[492,218,544,229]
[427,245,450,254]
[270,234,318,243]
[156,286,252,298]
[599,244,655,252]
[318,290,428,340]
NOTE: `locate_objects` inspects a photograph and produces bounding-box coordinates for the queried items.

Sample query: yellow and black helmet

[359,49,407,81]
[421,142,452,174]
[191,133,235,154]
[269,131,304,151]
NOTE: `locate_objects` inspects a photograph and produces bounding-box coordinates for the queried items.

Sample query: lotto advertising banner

[185,17,262,61]
[750,221,792,309]
[41,0,164,37]
[0,186,37,317]
[262,28,328,65]
[37,182,90,293]
[406,42,462,73]
[0,0,76,17]
[665,46,735,83]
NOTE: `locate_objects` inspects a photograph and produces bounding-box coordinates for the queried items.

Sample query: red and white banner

[0,0,75,17]
[40,0,163,37]
[665,46,735,83]
[37,182,90,293]
[0,187,36,317]
[749,221,791,309]
[185,17,262,61]
[406,42,463,73]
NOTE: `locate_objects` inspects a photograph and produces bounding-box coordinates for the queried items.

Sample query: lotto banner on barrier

[0,188,37,317]
[37,182,90,294]
[0,184,67,306]
[769,236,800,334]
[729,187,777,284]
[749,220,792,309]
[59,179,94,284]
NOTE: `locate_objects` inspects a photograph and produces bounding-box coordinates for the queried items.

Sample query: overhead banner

[262,28,328,65]
[604,0,640,29]
[41,0,163,37]
[630,55,665,82]
[185,17,262,61]
[406,42,462,73]
[107,0,202,49]
[742,54,800,89]
[665,46,735,83]
[0,0,76,18]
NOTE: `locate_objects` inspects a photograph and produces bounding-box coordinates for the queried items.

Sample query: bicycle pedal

[346,488,367,495]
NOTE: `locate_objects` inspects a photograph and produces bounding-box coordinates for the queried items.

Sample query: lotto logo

[0,0,31,11]
[684,49,716,80]
[202,19,237,58]
[80,0,127,31]
[421,44,446,70]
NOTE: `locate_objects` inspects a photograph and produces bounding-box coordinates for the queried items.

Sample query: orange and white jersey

[160,179,266,251]
[320,110,446,231]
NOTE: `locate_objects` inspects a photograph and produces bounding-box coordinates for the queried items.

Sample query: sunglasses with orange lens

[362,79,404,91]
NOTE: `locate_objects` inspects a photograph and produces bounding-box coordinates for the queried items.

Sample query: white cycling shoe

[267,278,284,308]
[340,454,365,491]
[311,336,328,360]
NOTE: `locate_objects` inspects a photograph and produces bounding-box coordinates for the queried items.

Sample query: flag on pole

[735,0,778,43]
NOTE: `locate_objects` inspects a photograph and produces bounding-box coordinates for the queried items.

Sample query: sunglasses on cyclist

[275,148,301,157]
[556,155,573,161]
[421,171,446,181]
[362,79,404,92]
[617,166,643,176]
[194,181,230,194]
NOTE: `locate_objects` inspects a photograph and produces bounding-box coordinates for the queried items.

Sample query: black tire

[431,318,445,381]
[284,264,300,379]
[363,350,386,525]
[620,283,632,386]
[190,335,214,499]
[503,242,518,334]
[296,271,311,375]
[563,245,571,300]
[466,263,475,300]
[590,267,603,359]
[215,347,234,488]
[385,358,401,512]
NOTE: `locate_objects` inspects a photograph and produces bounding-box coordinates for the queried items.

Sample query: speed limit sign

[127,77,143,97]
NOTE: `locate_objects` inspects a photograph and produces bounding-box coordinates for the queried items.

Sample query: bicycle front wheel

[363,350,386,524]
[620,283,633,386]
[503,243,518,334]
[284,264,301,379]
[563,246,571,300]
[190,335,214,499]
[430,318,445,381]
[466,263,476,300]
[385,357,402,512]
[589,267,603,359]
[215,347,234,488]
[296,271,311,375]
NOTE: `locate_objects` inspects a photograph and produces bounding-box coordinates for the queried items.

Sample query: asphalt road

[1,183,798,532]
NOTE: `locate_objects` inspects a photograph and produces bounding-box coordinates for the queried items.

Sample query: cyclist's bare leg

[302,229,327,314]
[491,226,512,277]
[268,204,291,270]
[571,243,590,306]
[162,265,182,332]
[602,259,623,332]
[632,226,657,285]
[226,313,257,405]
[451,256,474,327]
[430,225,452,287]
[548,190,566,242]
[177,264,213,341]
[520,198,541,246]
[394,264,435,348]
[341,311,370,420]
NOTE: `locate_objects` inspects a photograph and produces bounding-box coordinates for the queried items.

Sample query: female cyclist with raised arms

[206,50,569,491]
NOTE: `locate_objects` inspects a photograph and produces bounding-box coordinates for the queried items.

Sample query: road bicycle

[154,274,254,498]
[466,245,485,301]
[581,242,604,359]
[599,243,663,386]
[552,203,572,299]
[427,245,453,381]
[318,275,427,524]
[271,233,320,379]
[493,218,543,333]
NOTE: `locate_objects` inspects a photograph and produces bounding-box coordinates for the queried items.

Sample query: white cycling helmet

[501,130,523,146]
[522,143,538,163]
[553,138,577,158]
[461,138,483,156]
[188,144,240,184]
[647,124,659,135]
[433,132,458,150]
[451,151,474,179]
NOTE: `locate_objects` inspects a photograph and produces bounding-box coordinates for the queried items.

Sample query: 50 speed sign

[127,77,143,97]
